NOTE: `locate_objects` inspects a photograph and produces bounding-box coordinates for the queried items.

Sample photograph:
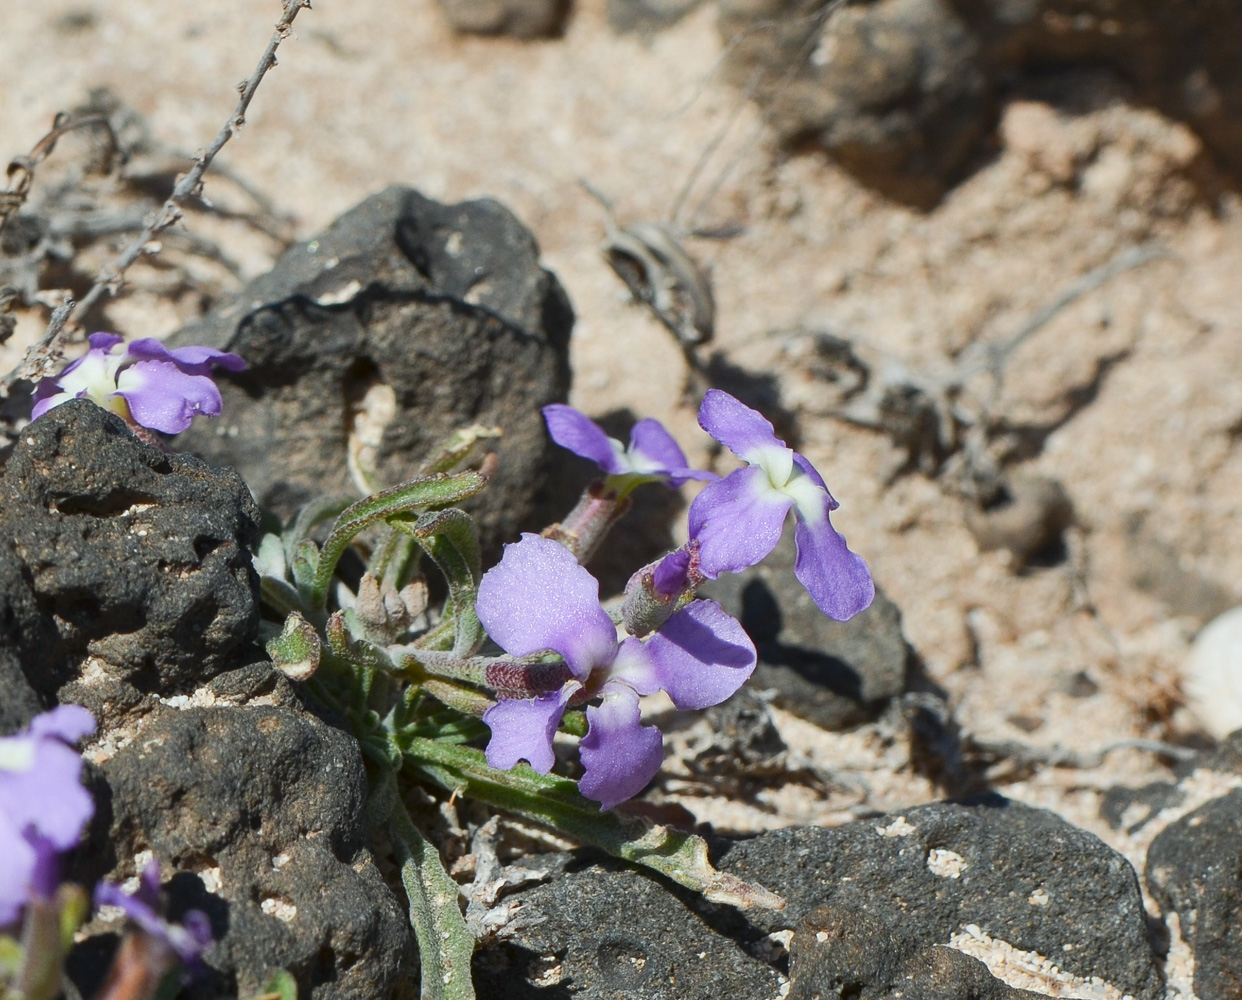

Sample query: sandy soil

[4,2,1242,992]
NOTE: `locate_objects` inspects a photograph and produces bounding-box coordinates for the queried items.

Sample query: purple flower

[543,404,716,489]
[689,389,875,621]
[0,705,96,927]
[32,332,245,434]
[95,860,213,967]
[476,534,756,809]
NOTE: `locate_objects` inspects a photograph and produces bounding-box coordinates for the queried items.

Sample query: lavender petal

[652,548,690,597]
[126,338,245,375]
[644,600,757,710]
[543,404,625,474]
[628,418,716,484]
[115,361,224,434]
[476,534,618,678]
[0,738,94,851]
[697,389,784,461]
[483,685,577,773]
[28,704,96,744]
[578,683,663,810]
[0,820,36,927]
[792,497,875,621]
[688,466,791,578]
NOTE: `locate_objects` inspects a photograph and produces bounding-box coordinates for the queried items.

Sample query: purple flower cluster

[32,332,245,434]
[685,389,874,621]
[0,706,96,927]
[476,534,756,809]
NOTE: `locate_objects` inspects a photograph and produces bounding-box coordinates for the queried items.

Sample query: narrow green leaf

[390,801,476,1000]
[260,575,304,618]
[417,424,502,477]
[312,471,488,610]
[290,539,319,607]
[402,740,785,911]
[283,495,357,565]
[397,509,484,655]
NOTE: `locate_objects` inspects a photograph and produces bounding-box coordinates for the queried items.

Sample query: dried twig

[0,0,310,397]
[0,112,112,240]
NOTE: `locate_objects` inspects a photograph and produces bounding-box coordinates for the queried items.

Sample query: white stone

[1182,606,1242,739]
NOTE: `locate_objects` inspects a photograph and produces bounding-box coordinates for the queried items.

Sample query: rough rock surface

[701,532,914,729]
[435,0,571,38]
[0,400,260,696]
[718,797,1164,999]
[789,914,1046,1000]
[167,186,573,555]
[1145,789,1242,1000]
[718,0,991,206]
[718,0,1242,203]
[472,855,783,1000]
[71,663,411,1000]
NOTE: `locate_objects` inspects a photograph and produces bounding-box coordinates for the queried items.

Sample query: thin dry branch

[0,0,311,396]
[0,112,113,240]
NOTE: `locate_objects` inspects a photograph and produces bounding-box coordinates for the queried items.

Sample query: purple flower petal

[0,819,36,927]
[115,360,224,434]
[652,549,690,597]
[627,419,715,484]
[643,600,756,710]
[476,534,618,678]
[688,466,791,578]
[792,496,875,621]
[791,453,836,506]
[628,418,689,473]
[126,338,245,375]
[95,868,210,964]
[26,833,61,902]
[605,638,662,697]
[543,405,625,474]
[578,683,663,809]
[28,704,96,744]
[0,738,94,851]
[87,332,124,352]
[697,389,784,462]
[483,684,577,774]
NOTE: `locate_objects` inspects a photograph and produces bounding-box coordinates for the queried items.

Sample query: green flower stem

[389,799,476,1000]
[311,470,489,611]
[401,739,785,911]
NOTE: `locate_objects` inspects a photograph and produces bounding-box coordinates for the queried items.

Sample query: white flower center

[0,737,36,773]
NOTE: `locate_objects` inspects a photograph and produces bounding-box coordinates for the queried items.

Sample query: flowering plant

[31,332,245,435]
[248,390,873,1000]
[0,707,94,1000]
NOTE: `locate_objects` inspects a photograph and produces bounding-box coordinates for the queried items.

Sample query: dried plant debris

[778,243,1170,514]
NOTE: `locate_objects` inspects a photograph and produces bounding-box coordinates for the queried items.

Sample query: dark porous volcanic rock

[718,0,1242,203]
[718,0,991,206]
[473,855,784,1000]
[167,185,573,555]
[78,664,410,1000]
[435,0,571,38]
[0,535,53,735]
[700,532,913,730]
[1145,788,1242,1000]
[718,797,1164,999]
[790,908,1046,999]
[0,400,260,695]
